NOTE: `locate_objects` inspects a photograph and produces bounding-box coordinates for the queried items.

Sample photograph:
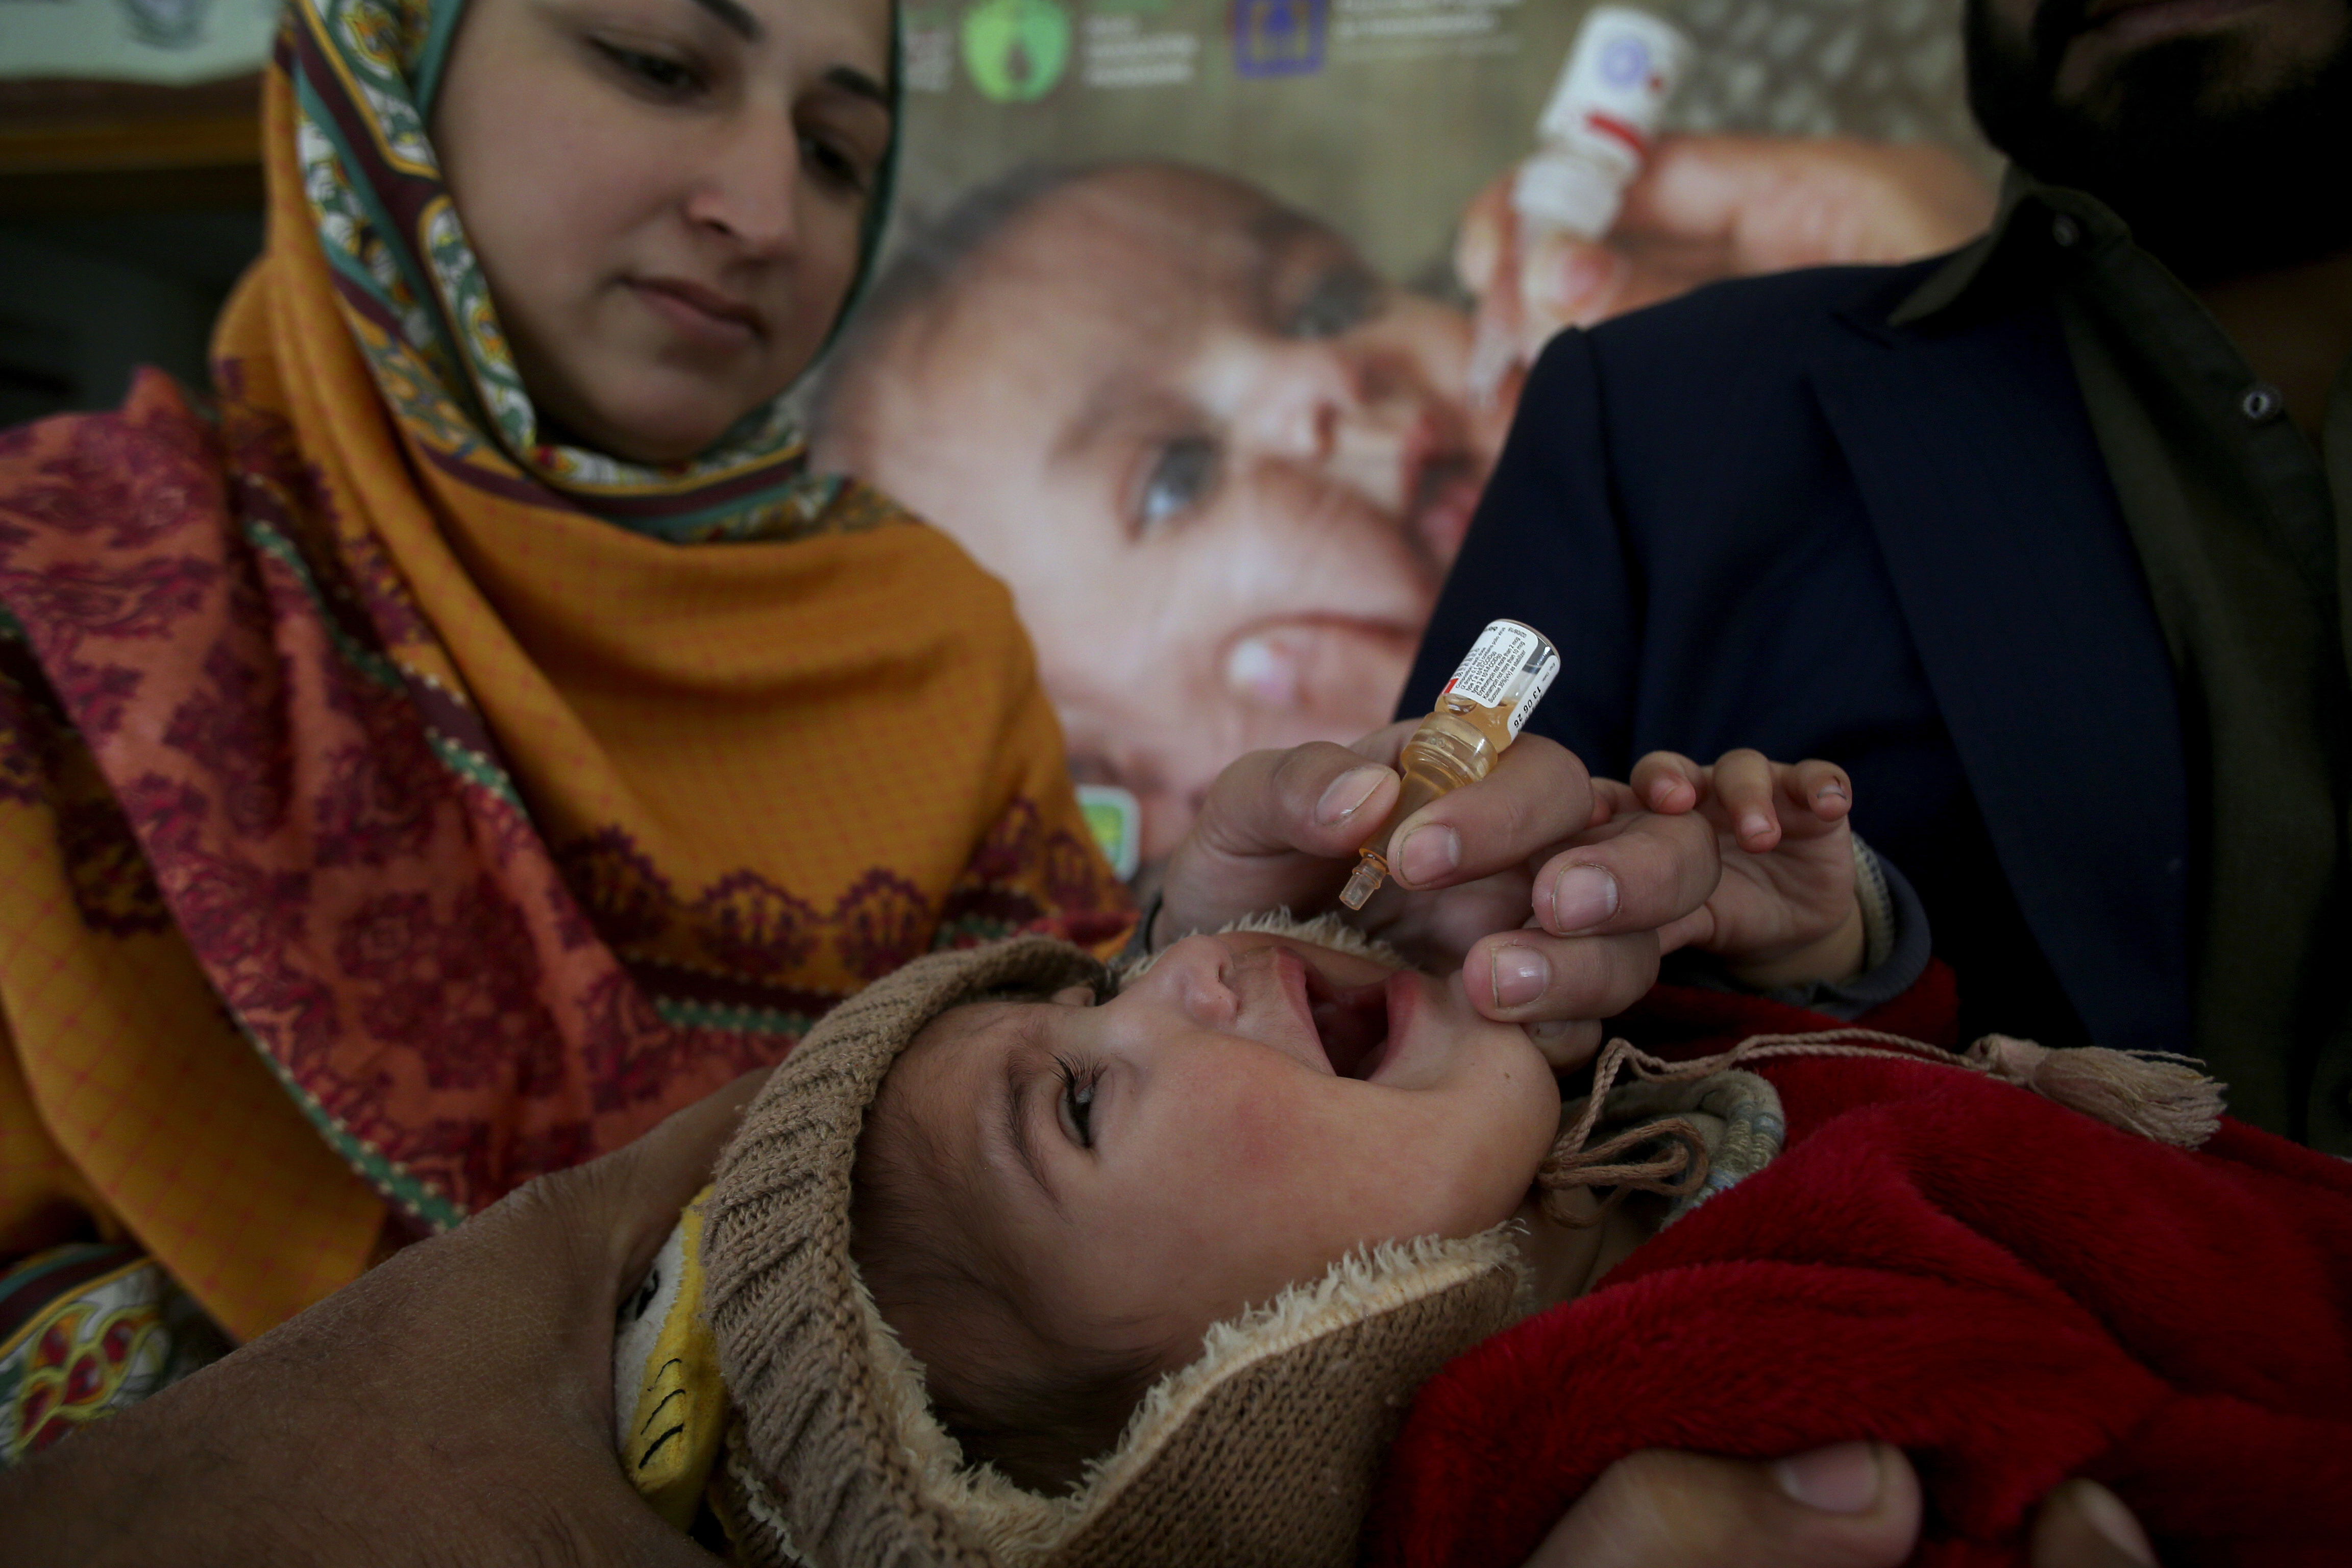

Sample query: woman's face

[431,0,893,463]
[822,167,1513,862]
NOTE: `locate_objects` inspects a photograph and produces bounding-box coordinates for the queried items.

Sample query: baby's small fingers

[1786,759,1854,826]
[1711,748,1782,851]
[1587,775,1644,828]
[1629,750,1705,814]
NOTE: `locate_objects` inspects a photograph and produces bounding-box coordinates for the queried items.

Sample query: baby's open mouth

[1304,967,1391,1080]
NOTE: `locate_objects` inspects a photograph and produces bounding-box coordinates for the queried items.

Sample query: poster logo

[1232,0,1325,77]
[962,0,1072,102]
[118,0,211,48]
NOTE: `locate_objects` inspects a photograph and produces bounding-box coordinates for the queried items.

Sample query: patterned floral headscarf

[286,0,898,542]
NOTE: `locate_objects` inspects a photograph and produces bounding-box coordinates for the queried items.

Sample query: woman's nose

[682,114,801,258]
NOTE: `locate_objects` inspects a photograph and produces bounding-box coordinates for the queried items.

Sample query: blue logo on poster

[1233,0,1325,77]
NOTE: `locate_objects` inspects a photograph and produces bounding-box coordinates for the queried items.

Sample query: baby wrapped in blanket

[616,912,2352,1567]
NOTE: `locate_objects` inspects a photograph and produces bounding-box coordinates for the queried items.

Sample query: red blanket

[1371,980,2352,1567]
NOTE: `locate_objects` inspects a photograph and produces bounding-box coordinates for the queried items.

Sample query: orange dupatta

[0,15,1125,1342]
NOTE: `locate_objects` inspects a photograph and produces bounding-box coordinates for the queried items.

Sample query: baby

[618,796,2352,1565]
[843,913,1676,1496]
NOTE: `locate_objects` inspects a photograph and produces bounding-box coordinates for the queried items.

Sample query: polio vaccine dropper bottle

[1466,6,1689,397]
[1515,6,1691,244]
[1340,620,1563,911]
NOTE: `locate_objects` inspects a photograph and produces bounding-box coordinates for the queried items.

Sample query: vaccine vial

[1515,6,1690,244]
[1340,619,1562,911]
[1465,6,1689,398]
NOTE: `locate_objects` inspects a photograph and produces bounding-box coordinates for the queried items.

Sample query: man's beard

[1965,0,2352,282]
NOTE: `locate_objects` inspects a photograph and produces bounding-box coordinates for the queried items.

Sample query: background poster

[0,0,276,83]
[813,0,2003,875]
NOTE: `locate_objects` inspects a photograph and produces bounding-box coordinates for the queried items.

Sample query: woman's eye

[1287,264,1382,339]
[1056,1057,1099,1149]
[1136,435,1217,534]
[800,132,867,195]
[596,41,703,97]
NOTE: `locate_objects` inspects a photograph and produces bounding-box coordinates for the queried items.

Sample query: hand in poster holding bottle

[1459,9,1995,390]
[1460,133,1995,375]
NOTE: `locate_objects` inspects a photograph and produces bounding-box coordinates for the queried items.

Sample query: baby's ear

[1049,984,1099,1009]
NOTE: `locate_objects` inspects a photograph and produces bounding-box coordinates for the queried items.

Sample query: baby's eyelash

[1054,1054,1104,1149]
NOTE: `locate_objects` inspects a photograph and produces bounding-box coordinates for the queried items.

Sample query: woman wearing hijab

[0,0,1130,1412]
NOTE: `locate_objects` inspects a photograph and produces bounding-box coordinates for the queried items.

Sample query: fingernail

[1816,780,1848,802]
[1491,944,1550,1009]
[1773,1442,1882,1514]
[1546,864,1618,932]
[2067,1481,2156,1566]
[1398,824,1461,885]
[1315,766,1388,827]
[1739,812,1773,841]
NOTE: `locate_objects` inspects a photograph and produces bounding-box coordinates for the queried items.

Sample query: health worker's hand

[1609,748,1864,991]
[1519,1442,2159,1568]
[0,1070,774,1568]
[1154,726,1722,1069]
[1458,133,1994,392]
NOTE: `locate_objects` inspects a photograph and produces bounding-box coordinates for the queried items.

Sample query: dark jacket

[1404,260,2192,1056]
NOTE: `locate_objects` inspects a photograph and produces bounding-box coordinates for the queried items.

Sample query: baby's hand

[1601,749,1864,991]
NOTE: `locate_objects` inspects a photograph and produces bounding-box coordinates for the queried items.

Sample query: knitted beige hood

[698,928,1528,1568]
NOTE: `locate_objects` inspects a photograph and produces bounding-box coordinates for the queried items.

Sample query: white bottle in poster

[1514,7,1691,243]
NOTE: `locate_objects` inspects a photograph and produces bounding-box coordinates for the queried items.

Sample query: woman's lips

[629,278,766,348]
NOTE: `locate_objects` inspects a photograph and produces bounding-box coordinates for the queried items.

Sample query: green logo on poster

[961,0,1071,102]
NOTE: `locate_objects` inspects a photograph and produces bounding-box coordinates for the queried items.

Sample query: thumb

[1524,1443,1921,1568]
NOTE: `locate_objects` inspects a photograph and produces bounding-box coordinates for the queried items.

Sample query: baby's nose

[1151,934,1240,1027]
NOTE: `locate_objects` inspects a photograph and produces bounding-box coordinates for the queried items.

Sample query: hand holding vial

[1155,617,1880,1070]
[1341,619,1561,909]
[1153,623,1720,1066]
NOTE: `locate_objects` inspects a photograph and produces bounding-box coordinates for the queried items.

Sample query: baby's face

[823,165,1512,861]
[872,931,1557,1378]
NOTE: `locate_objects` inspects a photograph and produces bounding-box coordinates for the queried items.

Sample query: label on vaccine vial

[1440,619,1562,738]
